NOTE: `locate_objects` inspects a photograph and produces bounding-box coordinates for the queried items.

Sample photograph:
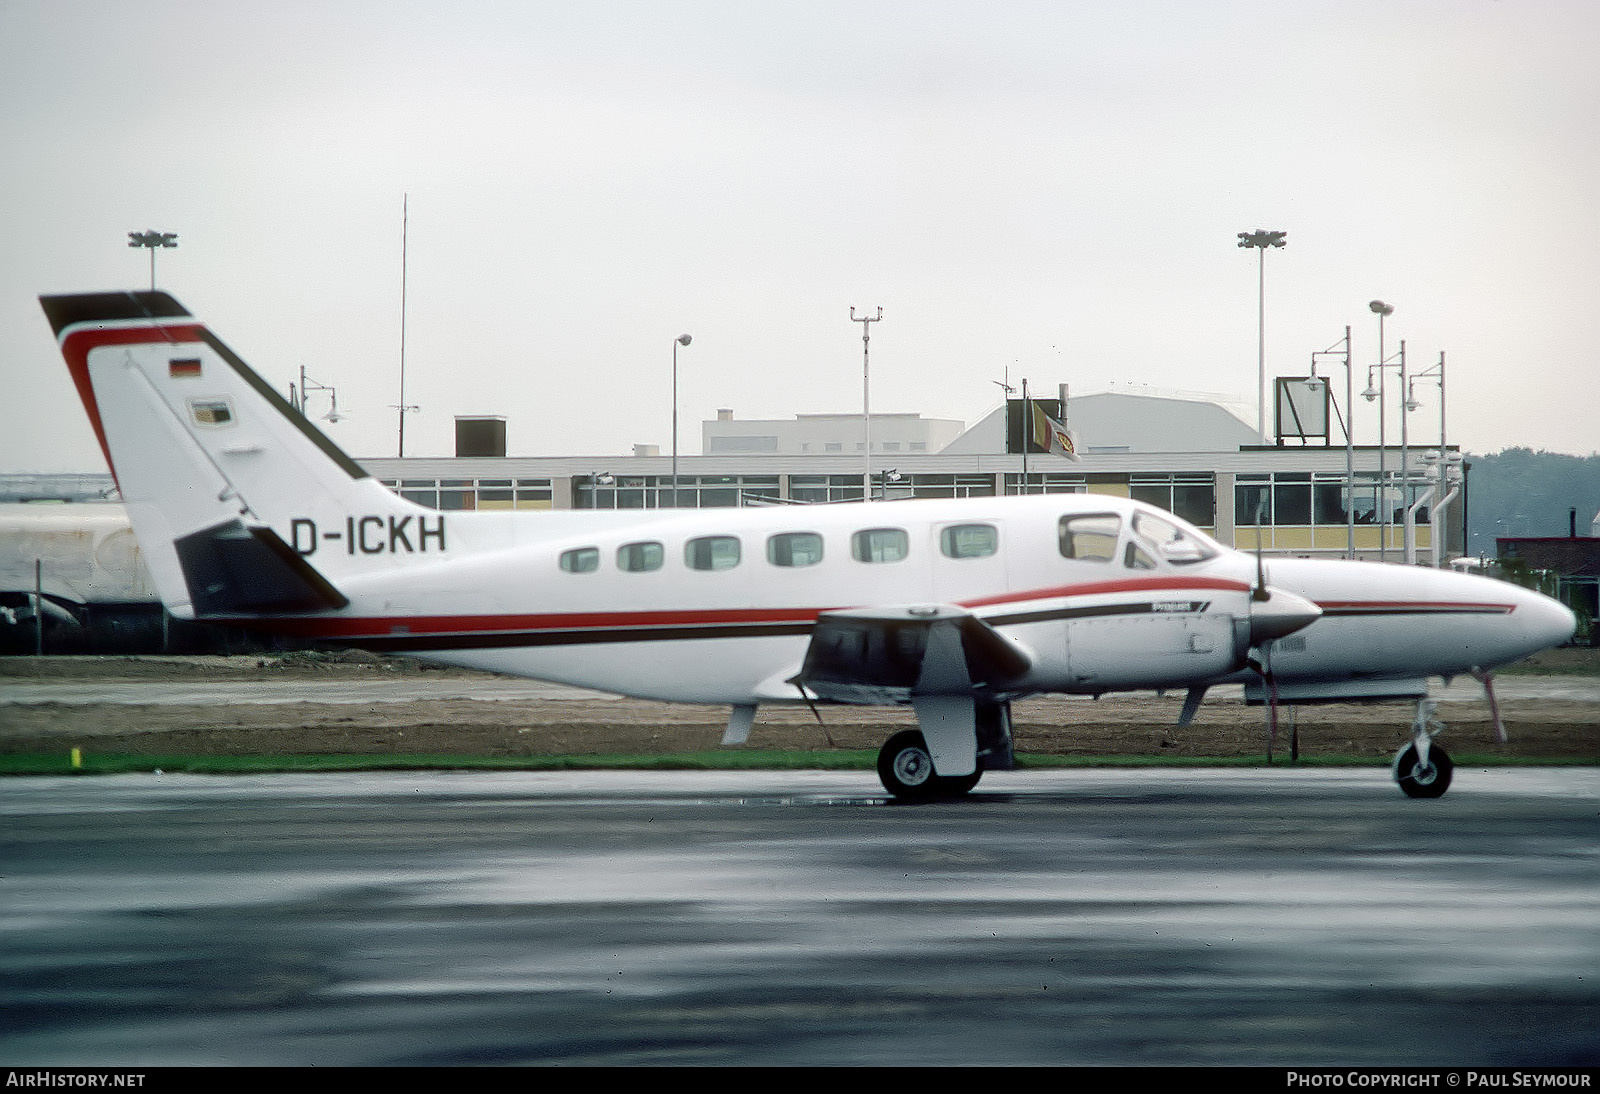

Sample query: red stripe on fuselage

[57,323,208,480]
[961,575,1251,608]
[209,575,1253,640]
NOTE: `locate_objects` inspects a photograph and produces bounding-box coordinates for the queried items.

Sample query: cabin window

[852,527,909,563]
[686,535,741,571]
[617,541,664,572]
[1058,514,1119,563]
[768,532,824,567]
[940,523,998,559]
[559,547,600,573]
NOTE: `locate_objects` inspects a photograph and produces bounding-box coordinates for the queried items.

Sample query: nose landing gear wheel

[877,730,981,800]
[1394,742,1454,799]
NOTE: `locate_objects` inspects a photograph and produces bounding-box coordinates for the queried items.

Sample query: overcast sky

[3,0,1597,472]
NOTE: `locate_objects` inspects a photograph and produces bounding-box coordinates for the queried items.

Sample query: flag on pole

[1031,402,1080,461]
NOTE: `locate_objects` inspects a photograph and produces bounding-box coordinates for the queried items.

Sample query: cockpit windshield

[1130,508,1219,566]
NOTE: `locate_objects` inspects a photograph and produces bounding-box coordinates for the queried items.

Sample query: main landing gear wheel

[1394,742,1454,799]
[876,730,981,800]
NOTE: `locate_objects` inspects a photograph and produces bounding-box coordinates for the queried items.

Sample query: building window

[768,532,824,567]
[1007,473,1087,496]
[559,547,599,573]
[940,524,998,559]
[686,535,741,571]
[852,528,909,563]
[617,541,664,572]
[911,474,997,500]
[790,475,864,503]
[1131,474,1215,527]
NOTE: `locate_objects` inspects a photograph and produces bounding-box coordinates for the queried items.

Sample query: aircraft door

[1058,511,1236,689]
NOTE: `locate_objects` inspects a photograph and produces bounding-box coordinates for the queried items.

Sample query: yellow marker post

[71,747,82,769]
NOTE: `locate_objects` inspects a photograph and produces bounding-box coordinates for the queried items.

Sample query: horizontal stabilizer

[175,520,348,615]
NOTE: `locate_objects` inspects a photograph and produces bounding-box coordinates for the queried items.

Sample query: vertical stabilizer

[40,292,421,615]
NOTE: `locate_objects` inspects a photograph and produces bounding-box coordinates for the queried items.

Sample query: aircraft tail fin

[40,291,412,617]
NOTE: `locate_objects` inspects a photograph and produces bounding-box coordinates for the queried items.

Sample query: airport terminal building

[356,389,1467,565]
[0,386,1468,652]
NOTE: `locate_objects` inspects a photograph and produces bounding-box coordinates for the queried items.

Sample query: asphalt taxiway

[2,768,1596,1066]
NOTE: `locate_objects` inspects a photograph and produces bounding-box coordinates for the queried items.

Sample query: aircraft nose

[1515,587,1577,653]
[1249,587,1323,646]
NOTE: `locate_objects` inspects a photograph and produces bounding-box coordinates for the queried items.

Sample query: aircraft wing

[793,605,1033,706]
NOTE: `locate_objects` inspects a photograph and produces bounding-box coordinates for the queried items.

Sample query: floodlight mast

[1237,229,1287,440]
[850,307,883,501]
[127,230,178,290]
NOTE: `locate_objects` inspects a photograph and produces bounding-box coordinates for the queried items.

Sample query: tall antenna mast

[850,306,883,500]
[397,194,409,457]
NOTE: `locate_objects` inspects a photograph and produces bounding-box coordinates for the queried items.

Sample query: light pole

[127,230,177,290]
[850,307,883,502]
[671,333,692,507]
[1237,229,1287,440]
[1406,352,1452,566]
[1364,299,1397,561]
[1310,328,1354,558]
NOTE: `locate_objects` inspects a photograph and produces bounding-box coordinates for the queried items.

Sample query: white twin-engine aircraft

[41,291,1576,800]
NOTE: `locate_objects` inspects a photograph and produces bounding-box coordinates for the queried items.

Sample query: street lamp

[1310,328,1354,558]
[671,333,692,507]
[1406,352,1453,566]
[1365,300,1401,562]
[292,366,344,423]
[127,230,178,290]
[1237,229,1287,439]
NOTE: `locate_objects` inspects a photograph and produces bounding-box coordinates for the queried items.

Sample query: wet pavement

[1,768,1596,1066]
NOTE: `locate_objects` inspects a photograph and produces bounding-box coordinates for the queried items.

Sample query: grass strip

[2,750,1594,777]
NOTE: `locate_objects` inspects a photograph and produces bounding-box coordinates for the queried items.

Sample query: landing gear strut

[1392,699,1454,799]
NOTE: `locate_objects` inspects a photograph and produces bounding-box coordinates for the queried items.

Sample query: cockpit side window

[1058,514,1120,563]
